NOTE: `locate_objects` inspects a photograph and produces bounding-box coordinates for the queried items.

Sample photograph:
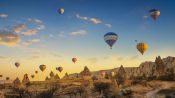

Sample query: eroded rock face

[13,77,21,88]
[65,56,175,80]
[54,74,60,80]
[80,66,91,76]
[22,74,30,85]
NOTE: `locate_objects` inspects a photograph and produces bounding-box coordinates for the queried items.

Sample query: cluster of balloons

[103,9,160,55]
[3,8,160,81]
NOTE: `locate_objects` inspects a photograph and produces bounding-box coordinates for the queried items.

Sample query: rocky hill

[66,56,175,79]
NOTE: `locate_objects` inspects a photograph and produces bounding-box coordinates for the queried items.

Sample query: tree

[93,81,111,95]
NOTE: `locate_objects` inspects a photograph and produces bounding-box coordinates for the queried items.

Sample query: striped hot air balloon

[149,9,160,20]
[104,32,118,49]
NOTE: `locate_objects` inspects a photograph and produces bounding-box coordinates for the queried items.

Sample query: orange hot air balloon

[35,71,38,74]
[137,42,148,55]
[39,65,46,72]
[15,62,20,68]
[72,58,77,63]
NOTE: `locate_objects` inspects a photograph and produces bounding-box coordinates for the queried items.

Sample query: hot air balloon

[39,65,46,72]
[58,8,64,15]
[137,42,149,55]
[104,32,118,49]
[35,71,38,74]
[58,67,63,72]
[31,75,35,78]
[72,58,77,63]
[149,9,160,20]
[6,77,9,80]
[15,62,20,68]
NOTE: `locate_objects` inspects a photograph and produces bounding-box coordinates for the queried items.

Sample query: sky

[0,0,175,81]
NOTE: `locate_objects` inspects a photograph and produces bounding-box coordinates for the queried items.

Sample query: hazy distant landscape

[0,56,175,98]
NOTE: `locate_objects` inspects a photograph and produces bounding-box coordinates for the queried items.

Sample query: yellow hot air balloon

[137,42,148,55]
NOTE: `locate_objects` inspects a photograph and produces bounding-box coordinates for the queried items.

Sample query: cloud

[0,56,8,59]
[21,39,40,46]
[69,30,87,36]
[88,58,98,63]
[143,15,148,19]
[14,18,45,36]
[0,13,8,18]
[89,18,102,24]
[30,55,40,59]
[130,55,139,60]
[105,24,112,28]
[76,14,88,20]
[76,14,112,28]
[51,52,62,58]
[117,57,124,61]
[0,30,20,46]
[13,24,26,33]
[58,32,65,37]
[21,29,38,36]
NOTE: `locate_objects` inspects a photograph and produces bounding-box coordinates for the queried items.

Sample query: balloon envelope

[58,8,64,15]
[149,9,160,20]
[56,67,63,72]
[137,42,148,55]
[39,65,46,72]
[72,58,77,63]
[15,62,20,68]
[58,67,63,72]
[35,71,38,74]
[31,75,35,78]
[104,32,118,49]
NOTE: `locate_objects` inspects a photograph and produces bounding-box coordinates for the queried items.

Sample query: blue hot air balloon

[104,32,118,49]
